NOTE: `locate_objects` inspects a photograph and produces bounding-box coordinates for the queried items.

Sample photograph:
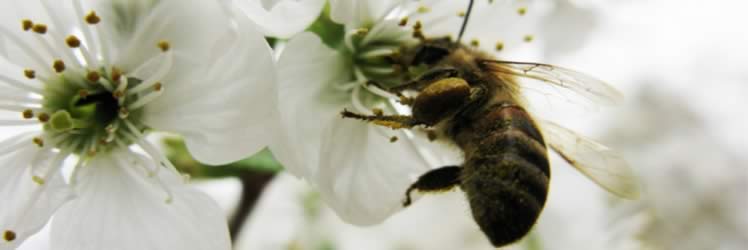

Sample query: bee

[341,0,639,247]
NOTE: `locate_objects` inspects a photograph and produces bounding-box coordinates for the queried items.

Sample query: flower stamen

[2,230,16,242]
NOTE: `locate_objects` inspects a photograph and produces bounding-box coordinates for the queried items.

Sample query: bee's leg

[390,68,460,93]
[341,109,421,129]
[403,166,462,207]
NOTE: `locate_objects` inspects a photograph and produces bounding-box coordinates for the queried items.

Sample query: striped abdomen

[456,103,550,247]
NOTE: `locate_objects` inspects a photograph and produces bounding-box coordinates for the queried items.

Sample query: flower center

[336,20,418,113]
[38,68,153,156]
[8,10,173,157]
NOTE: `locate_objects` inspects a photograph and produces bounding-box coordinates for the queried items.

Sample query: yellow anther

[355,28,369,36]
[32,175,45,185]
[66,35,81,48]
[417,6,430,13]
[390,136,399,143]
[3,230,16,242]
[470,39,480,47]
[518,7,527,16]
[157,40,170,52]
[112,90,125,99]
[79,89,89,98]
[457,11,466,17]
[153,82,163,91]
[53,59,66,73]
[24,69,36,79]
[495,41,504,51]
[524,35,534,43]
[85,11,101,24]
[37,113,50,123]
[32,24,47,34]
[87,71,101,83]
[32,137,44,147]
[413,21,423,31]
[22,109,34,119]
[119,107,129,118]
[111,67,122,82]
[399,17,409,27]
[21,19,33,31]
[427,131,438,141]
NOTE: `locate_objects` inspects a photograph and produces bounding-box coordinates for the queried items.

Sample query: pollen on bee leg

[24,69,36,79]
[53,59,66,73]
[2,230,16,242]
[85,11,101,25]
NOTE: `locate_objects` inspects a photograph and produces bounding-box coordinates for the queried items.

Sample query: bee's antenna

[456,0,475,44]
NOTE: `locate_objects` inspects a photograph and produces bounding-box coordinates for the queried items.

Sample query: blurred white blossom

[229,0,326,38]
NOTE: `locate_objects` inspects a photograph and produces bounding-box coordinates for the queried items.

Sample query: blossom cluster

[0,0,565,249]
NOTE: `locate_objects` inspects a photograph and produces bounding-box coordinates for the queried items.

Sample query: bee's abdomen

[458,103,550,247]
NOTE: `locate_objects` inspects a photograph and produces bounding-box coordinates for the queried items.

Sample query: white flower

[230,0,326,38]
[0,0,276,249]
[272,0,558,226]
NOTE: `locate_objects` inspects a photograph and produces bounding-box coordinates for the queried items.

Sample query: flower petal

[50,151,230,250]
[0,143,73,250]
[329,0,403,28]
[272,32,349,178]
[233,0,326,38]
[96,0,232,70]
[142,17,277,165]
[316,118,431,225]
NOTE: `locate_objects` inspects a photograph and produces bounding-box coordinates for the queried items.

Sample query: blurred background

[19,0,747,249]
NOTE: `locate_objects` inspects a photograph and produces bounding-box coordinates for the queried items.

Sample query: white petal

[98,0,232,70]
[143,18,277,165]
[0,143,73,250]
[329,0,403,28]
[272,32,349,178]
[316,118,431,225]
[233,0,326,38]
[51,151,230,250]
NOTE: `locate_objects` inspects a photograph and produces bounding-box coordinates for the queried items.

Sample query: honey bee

[341,0,639,247]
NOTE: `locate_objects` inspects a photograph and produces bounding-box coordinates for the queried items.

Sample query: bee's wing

[540,120,640,199]
[479,60,624,106]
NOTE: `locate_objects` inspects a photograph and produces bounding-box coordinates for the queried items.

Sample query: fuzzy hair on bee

[341,0,639,247]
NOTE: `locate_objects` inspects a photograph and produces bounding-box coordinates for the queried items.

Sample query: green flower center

[39,67,154,156]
